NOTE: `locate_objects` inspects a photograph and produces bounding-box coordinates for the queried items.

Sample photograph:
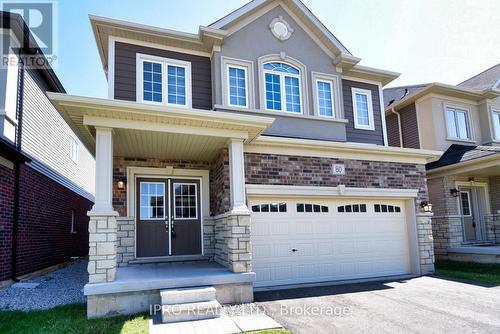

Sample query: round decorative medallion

[269,16,293,41]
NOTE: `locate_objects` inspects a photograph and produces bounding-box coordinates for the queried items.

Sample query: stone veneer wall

[88,214,117,283]
[431,216,463,256]
[244,153,429,203]
[214,213,252,273]
[417,213,435,274]
[116,217,134,266]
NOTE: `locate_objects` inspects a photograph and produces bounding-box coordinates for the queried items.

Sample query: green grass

[0,303,290,334]
[0,304,148,334]
[435,260,500,286]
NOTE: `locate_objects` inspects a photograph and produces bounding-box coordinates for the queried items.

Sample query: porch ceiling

[47,93,275,156]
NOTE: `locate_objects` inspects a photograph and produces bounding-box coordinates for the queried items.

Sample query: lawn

[0,303,290,334]
[435,260,500,286]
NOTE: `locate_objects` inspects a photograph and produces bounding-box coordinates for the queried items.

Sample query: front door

[136,178,202,258]
[460,187,488,241]
[460,189,476,241]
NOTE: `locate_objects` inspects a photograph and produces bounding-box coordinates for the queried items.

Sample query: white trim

[108,37,115,99]
[136,53,192,108]
[454,180,491,215]
[110,36,212,58]
[443,103,473,142]
[172,182,199,220]
[311,72,341,119]
[226,64,249,108]
[490,107,500,141]
[221,56,255,109]
[69,135,79,164]
[378,83,388,146]
[90,128,115,214]
[342,75,381,86]
[257,54,308,114]
[246,184,419,198]
[351,87,375,130]
[138,181,167,220]
[262,61,303,114]
[229,139,249,213]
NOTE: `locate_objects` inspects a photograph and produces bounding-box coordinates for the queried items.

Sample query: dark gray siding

[386,113,401,147]
[114,42,212,110]
[399,103,420,149]
[343,80,384,145]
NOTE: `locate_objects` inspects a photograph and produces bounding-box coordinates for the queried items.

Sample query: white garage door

[250,198,411,287]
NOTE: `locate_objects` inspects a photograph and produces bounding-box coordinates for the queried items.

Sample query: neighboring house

[0,12,95,287]
[384,63,500,263]
[48,0,440,319]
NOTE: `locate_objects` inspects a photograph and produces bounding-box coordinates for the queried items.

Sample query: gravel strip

[0,259,88,311]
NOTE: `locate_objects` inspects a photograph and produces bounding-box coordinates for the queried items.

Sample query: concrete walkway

[255,276,500,334]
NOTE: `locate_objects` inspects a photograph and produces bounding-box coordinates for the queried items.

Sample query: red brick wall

[13,164,93,277]
[244,153,428,203]
[0,163,15,281]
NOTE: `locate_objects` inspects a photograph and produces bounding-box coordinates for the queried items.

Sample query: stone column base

[88,211,119,283]
[416,213,435,274]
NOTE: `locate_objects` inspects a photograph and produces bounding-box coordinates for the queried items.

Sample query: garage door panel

[250,197,411,288]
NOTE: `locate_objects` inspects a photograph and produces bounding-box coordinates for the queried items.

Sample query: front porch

[49,94,274,317]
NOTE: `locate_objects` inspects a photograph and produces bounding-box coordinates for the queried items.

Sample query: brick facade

[244,153,429,203]
[0,163,93,281]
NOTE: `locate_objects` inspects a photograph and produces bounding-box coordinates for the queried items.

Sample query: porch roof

[48,93,275,159]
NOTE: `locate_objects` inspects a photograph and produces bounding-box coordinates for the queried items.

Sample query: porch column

[228,138,249,213]
[87,127,118,284]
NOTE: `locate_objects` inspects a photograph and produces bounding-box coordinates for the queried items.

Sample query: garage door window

[374,204,401,213]
[337,204,367,213]
[251,203,287,212]
[296,203,329,213]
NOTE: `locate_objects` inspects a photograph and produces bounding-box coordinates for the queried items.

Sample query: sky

[53,0,500,98]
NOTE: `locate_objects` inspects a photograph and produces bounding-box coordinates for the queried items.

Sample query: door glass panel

[139,182,165,219]
[461,192,471,216]
[173,183,198,219]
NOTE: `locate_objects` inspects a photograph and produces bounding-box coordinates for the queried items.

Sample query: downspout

[11,59,25,282]
[391,107,403,148]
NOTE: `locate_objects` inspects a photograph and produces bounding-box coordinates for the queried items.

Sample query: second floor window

[228,66,248,107]
[69,136,78,163]
[446,106,470,140]
[263,62,301,113]
[137,54,191,108]
[352,88,374,130]
[492,109,500,141]
[316,80,334,117]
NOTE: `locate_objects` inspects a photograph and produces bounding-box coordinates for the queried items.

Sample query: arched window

[263,62,302,113]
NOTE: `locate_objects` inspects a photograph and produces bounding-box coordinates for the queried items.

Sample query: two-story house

[385,63,500,263]
[0,12,95,287]
[48,0,440,319]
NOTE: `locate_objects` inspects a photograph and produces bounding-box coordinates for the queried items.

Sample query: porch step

[161,300,222,323]
[160,286,221,323]
[160,286,216,304]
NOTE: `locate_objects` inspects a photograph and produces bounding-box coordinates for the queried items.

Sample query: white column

[91,127,115,214]
[228,138,249,213]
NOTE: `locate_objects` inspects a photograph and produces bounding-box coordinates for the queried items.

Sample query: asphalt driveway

[255,276,500,334]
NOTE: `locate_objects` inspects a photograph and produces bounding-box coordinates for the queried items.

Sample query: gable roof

[209,0,351,56]
[426,144,500,171]
[458,62,500,91]
[384,84,429,108]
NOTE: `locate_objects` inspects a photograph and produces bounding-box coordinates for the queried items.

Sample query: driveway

[255,276,500,334]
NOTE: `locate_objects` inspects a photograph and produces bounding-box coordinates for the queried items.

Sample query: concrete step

[160,286,216,305]
[161,300,222,323]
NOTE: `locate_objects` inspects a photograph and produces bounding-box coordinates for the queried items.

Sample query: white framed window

[173,183,198,219]
[316,79,335,117]
[263,62,302,113]
[69,136,78,163]
[351,88,374,130]
[445,105,471,140]
[136,54,192,108]
[70,209,76,233]
[460,191,471,216]
[139,182,166,220]
[491,108,500,141]
[227,65,248,108]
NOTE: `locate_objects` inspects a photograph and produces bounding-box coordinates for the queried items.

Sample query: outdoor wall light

[420,201,433,213]
[117,179,126,190]
[450,188,460,197]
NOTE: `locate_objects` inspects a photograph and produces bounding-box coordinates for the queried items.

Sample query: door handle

[170,218,176,238]
[291,248,298,252]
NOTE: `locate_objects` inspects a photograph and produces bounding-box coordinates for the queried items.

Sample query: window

[263,62,301,113]
[139,182,165,220]
[70,209,76,233]
[227,66,248,107]
[460,191,471,216]
[174,183,198,219]
[137,54,191,107]
[251,203,287,213]
[445,106,471,140]
[316,79,334,117]
[351,88,374,130]
[296,203,329,213]
[337,204,367,213]
[374,204,401,213]
[491,109,500,141]
[69,136,78,163]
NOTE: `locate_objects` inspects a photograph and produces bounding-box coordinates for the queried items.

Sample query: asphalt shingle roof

[458,63,500,91]
[383,84,429,108]
[426,144,500,170]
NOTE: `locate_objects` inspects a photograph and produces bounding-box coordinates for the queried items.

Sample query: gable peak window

[352,87,374,130]
[263,61,302,113]
[137,54,192,108]
[445,105,471,140]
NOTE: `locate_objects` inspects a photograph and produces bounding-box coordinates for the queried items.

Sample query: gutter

[391,107,403,148]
